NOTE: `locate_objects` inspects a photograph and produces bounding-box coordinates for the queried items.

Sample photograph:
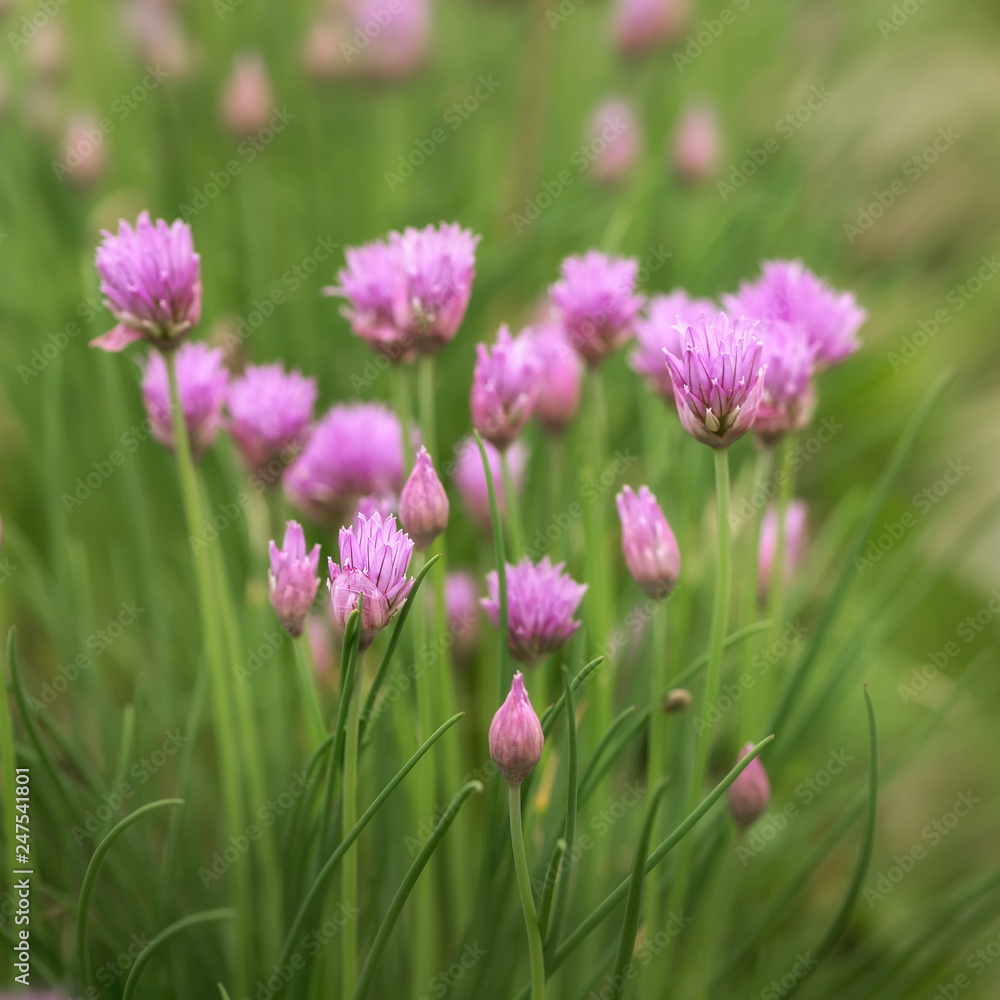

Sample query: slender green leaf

[540,655,605,737]
[610,778,670,1000]
[352,780,483,1000]
[76,798,184,989]
[537,839,567,941]
[277,713,465,970]
[122,909,235,1000]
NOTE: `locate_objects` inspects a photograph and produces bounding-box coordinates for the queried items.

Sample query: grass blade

[351,779,483,1000]
[609,778,670,1000]
[76,798,184,989]
[122,909,235,1000]
[276,712,465,970]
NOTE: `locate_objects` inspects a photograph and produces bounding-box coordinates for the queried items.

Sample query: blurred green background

[1,0,999,996]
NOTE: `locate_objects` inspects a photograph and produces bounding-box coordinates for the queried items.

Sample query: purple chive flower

[489,672,544,785]
[398,446,449,550]
[728,743,770,830]
[482,557,587,664]
[453,436,527,531]
[665,314,765,448]
[616,485,681,600]
[587,98,642,185]
[227,363,317,474]
[391,223,480,354]
[470,325,543,451]
[328,511,414,648]
[752,323,817,445]
[723,260,866,370]
[550,251,645,367]
[93,211,202,352]
[631,291,716,402]
[528,322,584,433]
[759,499,808,604]
[613,0,687,54]
[325,223,480,360]
[446,571,480,663]
[325,237,414,362]
[349,0,431,81]
[284,403,404,524]
[268,520,321,637]
[140,342,228,460]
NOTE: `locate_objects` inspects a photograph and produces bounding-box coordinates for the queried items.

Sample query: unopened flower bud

[489,672,544,785]
[616,485,680,600]
[268,521,321,637]
[671,103,722,183]
[398,446,449,550]
[728,742,770,830]
[219,51,275,136]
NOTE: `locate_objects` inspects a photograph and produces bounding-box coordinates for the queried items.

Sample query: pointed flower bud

[93,211,202,352]
[728,743,770,830]
[328,511,414,649]
[528,322,584,433]
[665,313,765,448]
[616,485,680,600]
[672,103,722,183]
[219,51,275,136]
[758,500,808,604]
[489,672,544,785]
[399,447,449,550]
[549,250,645,367]
[227,363,317,475]
[482,557,587,664]
[140,342,228,461]
[470,325,543,451]
[269,521,321,637]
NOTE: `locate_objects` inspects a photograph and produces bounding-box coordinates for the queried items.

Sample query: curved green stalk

[122,909,235,1000]
[293,634,327,750]
[501,450,524,560]
[76,798,183,988]
[342,644,365,1000]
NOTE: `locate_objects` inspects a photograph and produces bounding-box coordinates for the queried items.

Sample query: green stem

[501,450,524,561]
[166,354,249,992]
[765,435,796,655]
[510,783,546,1000]
[294,635,327,750]
[739,447,773,742]
[341,648,365,1000]
[642,603,669,997]
[418,354,437,459]
[667,447,731,921]
[390,365,414,468]
[411,552,437,991]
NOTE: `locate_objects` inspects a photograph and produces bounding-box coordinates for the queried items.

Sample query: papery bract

[489,672,544,785]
